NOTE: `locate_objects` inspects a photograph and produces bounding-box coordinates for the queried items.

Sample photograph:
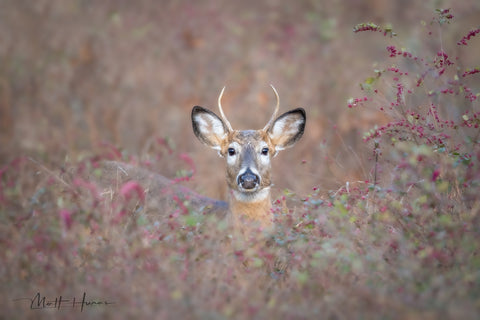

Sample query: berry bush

[1,8,479,320]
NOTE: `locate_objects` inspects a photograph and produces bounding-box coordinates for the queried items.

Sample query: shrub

[1,8,479,320]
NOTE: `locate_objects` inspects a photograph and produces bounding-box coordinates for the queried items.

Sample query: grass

[1,4,480,320]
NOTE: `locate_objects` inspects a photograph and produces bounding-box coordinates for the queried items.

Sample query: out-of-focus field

[1,1,480,319]
[0,0,476,195]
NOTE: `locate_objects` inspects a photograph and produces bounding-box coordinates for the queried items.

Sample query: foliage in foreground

[1,9,479,320]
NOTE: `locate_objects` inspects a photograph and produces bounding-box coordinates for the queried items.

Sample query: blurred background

[1,0,479,200]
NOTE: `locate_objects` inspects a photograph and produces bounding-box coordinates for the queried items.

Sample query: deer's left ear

[267,108,306,151]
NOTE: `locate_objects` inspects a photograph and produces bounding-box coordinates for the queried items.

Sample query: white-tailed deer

[90,86,304,234]
[191,85,306,229]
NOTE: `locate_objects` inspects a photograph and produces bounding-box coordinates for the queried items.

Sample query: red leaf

[59,209,73,230]
[120,181,145,202]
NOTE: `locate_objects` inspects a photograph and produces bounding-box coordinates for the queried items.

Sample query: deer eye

[227,148,236,156]
[261,147,269,156]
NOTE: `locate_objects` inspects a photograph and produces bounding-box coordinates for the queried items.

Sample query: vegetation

[1,3,479,319]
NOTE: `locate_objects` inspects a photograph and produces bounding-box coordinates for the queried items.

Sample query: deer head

[191,85,306,226]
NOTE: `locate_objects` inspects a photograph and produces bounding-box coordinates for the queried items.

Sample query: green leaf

[365,77,376,85]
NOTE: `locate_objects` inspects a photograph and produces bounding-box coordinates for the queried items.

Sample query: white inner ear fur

[269,116,303,150]
[270,118,286,138]
[270,117,303,138]
[194,113,227,139]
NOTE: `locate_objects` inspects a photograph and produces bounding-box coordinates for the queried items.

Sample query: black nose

[238,169,260,190]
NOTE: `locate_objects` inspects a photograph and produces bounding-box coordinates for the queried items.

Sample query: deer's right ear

[191,106,228,150]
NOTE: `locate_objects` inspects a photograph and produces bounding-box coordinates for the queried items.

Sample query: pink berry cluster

[386,46,414,59]
[353,8,479,168]
[457,28,480,45]
[363,104,465,148]
[347,96,368,108]
[435,8,454,24]
[462,67,480,78]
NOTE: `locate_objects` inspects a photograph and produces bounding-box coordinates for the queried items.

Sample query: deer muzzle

[237,168,260,191]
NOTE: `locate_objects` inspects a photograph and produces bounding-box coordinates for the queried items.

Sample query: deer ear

[268,108,306,151]
[192,106,228,150]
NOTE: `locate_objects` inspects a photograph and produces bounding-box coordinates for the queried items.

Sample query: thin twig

[28,157,74,191]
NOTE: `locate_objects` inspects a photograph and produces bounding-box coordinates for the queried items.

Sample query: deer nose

[238,168,260,190]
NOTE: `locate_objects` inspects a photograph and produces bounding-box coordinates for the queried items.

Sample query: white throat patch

[232,187,270,203]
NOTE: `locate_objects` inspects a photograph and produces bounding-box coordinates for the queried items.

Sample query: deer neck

[229,188,273,228]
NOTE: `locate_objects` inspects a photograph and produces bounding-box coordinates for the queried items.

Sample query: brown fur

[191,89,306,233]
[229,194,272,227]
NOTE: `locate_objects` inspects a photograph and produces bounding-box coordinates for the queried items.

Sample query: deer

[191,85,306,231]
[89,86,305,236]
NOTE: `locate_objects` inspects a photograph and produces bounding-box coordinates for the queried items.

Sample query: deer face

[191,86,306,203]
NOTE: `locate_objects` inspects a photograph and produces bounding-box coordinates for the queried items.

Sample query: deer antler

[262,84,280,131]
[218,86,233,132]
